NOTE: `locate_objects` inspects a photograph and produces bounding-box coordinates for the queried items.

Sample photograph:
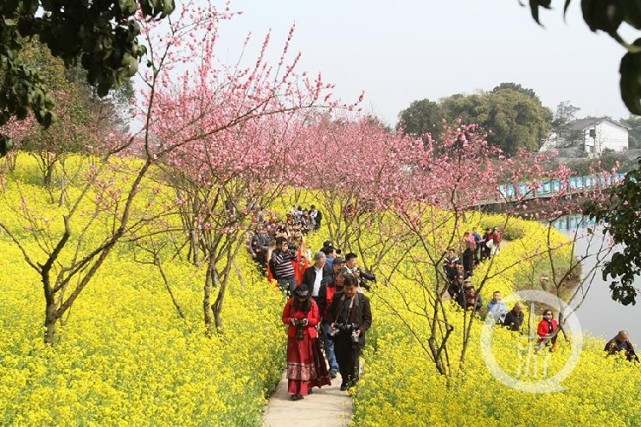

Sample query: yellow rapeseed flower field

[2,155,639,426]
[0,156,286,426]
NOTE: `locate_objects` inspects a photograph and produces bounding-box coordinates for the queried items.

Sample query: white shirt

[312,266,323,297]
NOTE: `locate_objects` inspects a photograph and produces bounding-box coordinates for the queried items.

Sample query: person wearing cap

[270,236,297,295]
[282,284,331,400]
[328,256,346,284]
[326,274,372,390]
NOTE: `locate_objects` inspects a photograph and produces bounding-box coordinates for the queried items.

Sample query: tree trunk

[58,174,65,207]
[44,162,55,187]
[203,267,213,335]
[191,228,200,266]
[44,301,58,345]
[212,282,227,333]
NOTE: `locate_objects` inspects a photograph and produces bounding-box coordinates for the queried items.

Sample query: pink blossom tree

[134,13,349,333]
[0,1,342,343]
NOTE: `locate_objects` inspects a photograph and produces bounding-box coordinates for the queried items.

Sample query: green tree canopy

[397,98,444,139]
[0,0,174,156]
[492,82,539,101]
[398,84,552,155]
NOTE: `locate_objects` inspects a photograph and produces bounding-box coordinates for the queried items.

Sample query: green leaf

[619,44,641,114]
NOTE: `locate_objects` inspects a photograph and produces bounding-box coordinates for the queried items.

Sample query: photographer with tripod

[326,274,372,391]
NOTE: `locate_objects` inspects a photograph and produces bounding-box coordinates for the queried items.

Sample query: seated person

[503,302,524,332]
[456,284,482,313]
[605,330,639,362]
[486,291,508,324]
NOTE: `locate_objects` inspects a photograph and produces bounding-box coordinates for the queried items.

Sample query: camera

[332,322,358,332]
[292,318,305,341]
[351,330,360,344]
[328,326,340,337]
[356,268,376,290]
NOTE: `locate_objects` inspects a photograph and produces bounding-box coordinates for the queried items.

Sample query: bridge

[478,172,626,211]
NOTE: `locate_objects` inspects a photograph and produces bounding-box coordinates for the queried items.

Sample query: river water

[551,215,641,341]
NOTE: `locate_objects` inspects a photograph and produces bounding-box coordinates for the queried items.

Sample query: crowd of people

[249,211,638,401]
[442,229,639,360]
[246,206,375,400]
[443,227,502,312]
[281,252,373,400]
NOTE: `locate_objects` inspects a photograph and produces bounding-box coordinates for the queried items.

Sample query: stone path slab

[263,372,353,427]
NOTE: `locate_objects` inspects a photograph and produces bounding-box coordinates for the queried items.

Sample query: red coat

[325,286,337,318]
[282,298,319,339]
[537,319,558,338]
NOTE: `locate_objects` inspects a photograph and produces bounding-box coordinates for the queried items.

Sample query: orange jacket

[293,247,309,285]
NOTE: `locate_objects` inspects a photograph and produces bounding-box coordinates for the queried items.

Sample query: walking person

[326,275,372,391]
[270,236,296,295]
[281,285,330,401]
[302,252,339,377]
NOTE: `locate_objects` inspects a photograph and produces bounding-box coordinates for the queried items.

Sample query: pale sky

[212,0,633,126]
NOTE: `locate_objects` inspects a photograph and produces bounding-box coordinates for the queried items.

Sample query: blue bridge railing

[497,173,626,200]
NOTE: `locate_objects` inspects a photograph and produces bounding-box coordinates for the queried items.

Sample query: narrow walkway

[263,372,353,427]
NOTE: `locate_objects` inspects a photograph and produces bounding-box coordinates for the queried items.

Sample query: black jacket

[326,292,372,349]
[302,265,331,316]
[504,309,524,331]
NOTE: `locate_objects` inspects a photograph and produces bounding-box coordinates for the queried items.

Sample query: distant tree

[552,101,581,131]
[620,115,641,149]
[439,89,552,155]
[4,40,129,190]
[397,98,444,138]
[365,115,392,132]
[492,82,539,101]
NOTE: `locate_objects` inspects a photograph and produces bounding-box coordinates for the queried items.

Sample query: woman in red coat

[537,309,559,351]
[282,284,330,400]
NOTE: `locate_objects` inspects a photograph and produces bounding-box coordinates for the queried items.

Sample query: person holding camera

[270,236,297,295]
[344,253,376,291]
[281,284,331,401]
[326,274,372,391]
